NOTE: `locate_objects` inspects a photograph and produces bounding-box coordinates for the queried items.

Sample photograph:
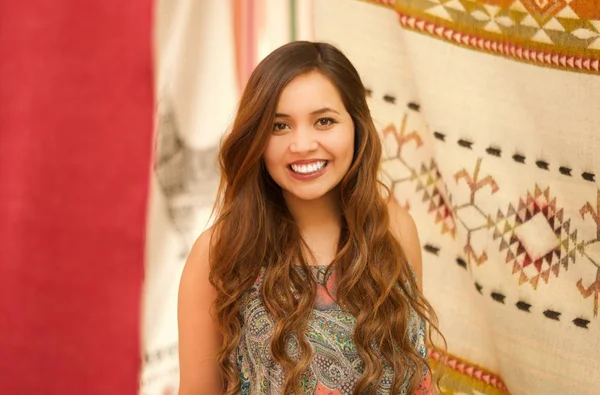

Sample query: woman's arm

[388,200,433,394]
[387,199,423,291]
[177,229,224,395]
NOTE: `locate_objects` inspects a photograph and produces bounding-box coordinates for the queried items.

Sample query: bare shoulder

[185,227,215,269]
[178,227,223,394]
[387,199,423,291]
[179,228,215,297]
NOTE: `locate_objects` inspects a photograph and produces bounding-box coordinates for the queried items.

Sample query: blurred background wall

[0,1,153,395]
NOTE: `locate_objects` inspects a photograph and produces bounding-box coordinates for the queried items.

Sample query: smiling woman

[177,41,443,395]
[264,72,354,202]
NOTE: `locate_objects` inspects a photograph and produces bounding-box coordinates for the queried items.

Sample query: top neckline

[306,265,333,270]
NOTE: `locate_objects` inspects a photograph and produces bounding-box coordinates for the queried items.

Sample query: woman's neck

[283,189,342,266]
[284,190,341,232]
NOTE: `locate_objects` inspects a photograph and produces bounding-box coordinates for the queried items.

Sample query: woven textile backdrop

[313,0,600,394]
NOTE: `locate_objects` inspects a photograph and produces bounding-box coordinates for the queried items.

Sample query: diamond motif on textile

[514,212,559,261]
[492,185,577,289]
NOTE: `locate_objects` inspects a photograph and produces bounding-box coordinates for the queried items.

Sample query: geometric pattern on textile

[365,0,600,73]
[381,114,457,237]
[451,158,599,319]
[374,104,598,393]
[418,159,457,238]
[381,114,424,210]
[485,183,600,317]
[576,191,600,317]
[429,349,510,394]
[490,185,577,290]
[453,158,499,266]
[381,113,600,320]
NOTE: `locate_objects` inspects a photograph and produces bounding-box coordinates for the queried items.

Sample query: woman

[178,41,441,394]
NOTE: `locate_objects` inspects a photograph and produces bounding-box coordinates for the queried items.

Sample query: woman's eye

[316,118,336,128]
[273,122,288,131]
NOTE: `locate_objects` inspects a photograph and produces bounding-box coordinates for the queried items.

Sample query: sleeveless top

[235,265,431,394]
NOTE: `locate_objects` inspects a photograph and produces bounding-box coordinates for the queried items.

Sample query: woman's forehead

[275,72,345,116]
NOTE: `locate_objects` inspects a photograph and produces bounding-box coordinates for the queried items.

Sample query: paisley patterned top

[235,266,431,394]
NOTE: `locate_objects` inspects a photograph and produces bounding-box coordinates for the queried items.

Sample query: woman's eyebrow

[275,107,340,118]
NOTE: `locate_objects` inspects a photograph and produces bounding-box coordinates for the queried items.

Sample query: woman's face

[262,71,355,202]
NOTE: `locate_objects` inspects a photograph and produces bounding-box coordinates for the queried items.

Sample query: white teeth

[291,160,327,174]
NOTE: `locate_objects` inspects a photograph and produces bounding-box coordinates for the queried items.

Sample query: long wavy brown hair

[209,41,443,394]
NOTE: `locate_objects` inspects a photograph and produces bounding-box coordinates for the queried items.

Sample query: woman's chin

[283,187,332,202]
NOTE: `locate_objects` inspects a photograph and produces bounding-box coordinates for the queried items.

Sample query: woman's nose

[289,129,318,153]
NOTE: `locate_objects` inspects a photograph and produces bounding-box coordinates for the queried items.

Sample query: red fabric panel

[0,1,153,394]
